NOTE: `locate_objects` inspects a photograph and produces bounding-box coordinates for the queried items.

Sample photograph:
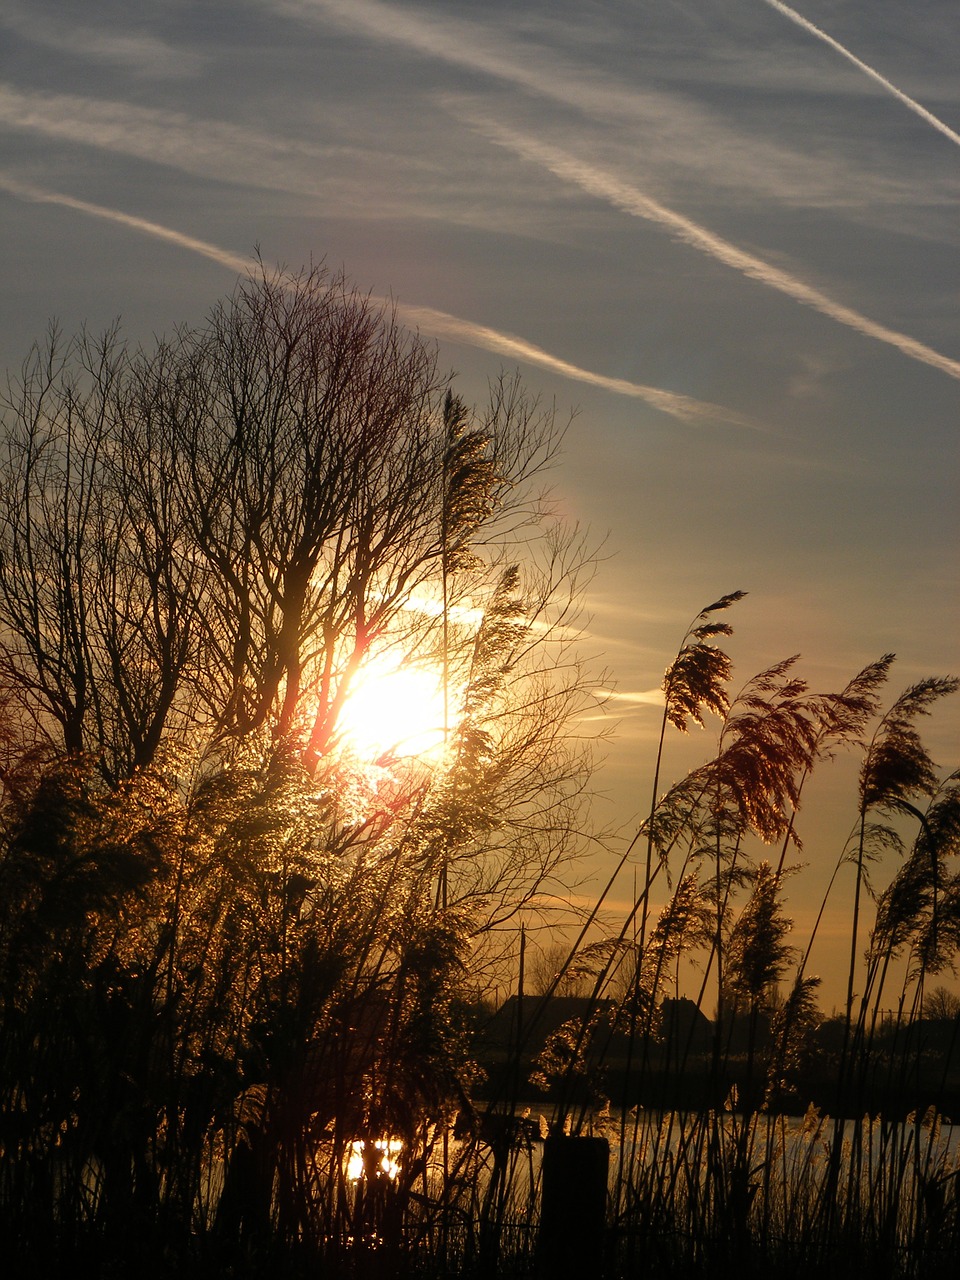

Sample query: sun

[337,655,449,760]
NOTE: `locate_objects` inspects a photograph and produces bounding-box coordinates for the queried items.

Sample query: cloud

[476,122,960,383]
[0,174,748,425]
[596,688,665,708]
[274,0,955,223]
[275,0,608,109]
[397,592,486,627]
[786,351,851,401]
[0,3,203,78]
[0,84,336,194]
[761,0,960,150]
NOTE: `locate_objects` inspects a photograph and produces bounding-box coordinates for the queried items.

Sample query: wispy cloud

[476,122,960,383]
[274,0,954,222]
[597,687,664,709]
[0,3,203,78]
[0,84,336,194]
[304,0,959,161]
[761,0,960,150]
[0,174,747,425]
[275,0,608,110]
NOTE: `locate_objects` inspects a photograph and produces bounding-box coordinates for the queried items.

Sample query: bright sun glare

[338,656,449,760]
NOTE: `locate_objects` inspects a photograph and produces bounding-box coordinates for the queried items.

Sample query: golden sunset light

[0,1,956,1274]
[337,655,451,760]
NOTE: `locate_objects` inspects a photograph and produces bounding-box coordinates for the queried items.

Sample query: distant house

[469,993,720,1109]
[659,997,713,1053]
[479,995,616,1062]
[476,993,713,1065]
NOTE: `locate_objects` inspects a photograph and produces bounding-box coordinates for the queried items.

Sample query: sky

[0,0,957,1010]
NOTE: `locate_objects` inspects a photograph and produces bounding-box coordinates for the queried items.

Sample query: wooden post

[537,1135,609,1279]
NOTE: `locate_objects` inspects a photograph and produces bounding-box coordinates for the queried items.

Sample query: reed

[0,590,957,1279]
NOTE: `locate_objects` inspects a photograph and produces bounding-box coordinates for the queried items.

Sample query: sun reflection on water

[345,1137,403,1181]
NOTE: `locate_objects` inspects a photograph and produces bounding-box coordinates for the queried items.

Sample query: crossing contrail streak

[479,124,960,383]
[0,174,251,274]
[0,173,752,427]
[761,0,960,149]
[395,303,757,427]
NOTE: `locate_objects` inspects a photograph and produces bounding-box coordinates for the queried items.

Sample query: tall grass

[0,596,957,1277]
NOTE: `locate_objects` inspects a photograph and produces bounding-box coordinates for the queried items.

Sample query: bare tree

[0,258,609,1263]
[0,323,203,780]
[0,261,568,783]
[923,985,960,1021]
[526,940,590,997]
[0,259,605,976]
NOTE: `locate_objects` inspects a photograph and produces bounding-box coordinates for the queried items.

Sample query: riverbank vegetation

[0,264,957,1277]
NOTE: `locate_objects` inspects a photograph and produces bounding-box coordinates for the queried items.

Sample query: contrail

[478,123,960,383]
[0,174,251,274]
[0,173,750,426]
[761,0,960,149]
[396,303,756,427]
[276,0,602,114]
